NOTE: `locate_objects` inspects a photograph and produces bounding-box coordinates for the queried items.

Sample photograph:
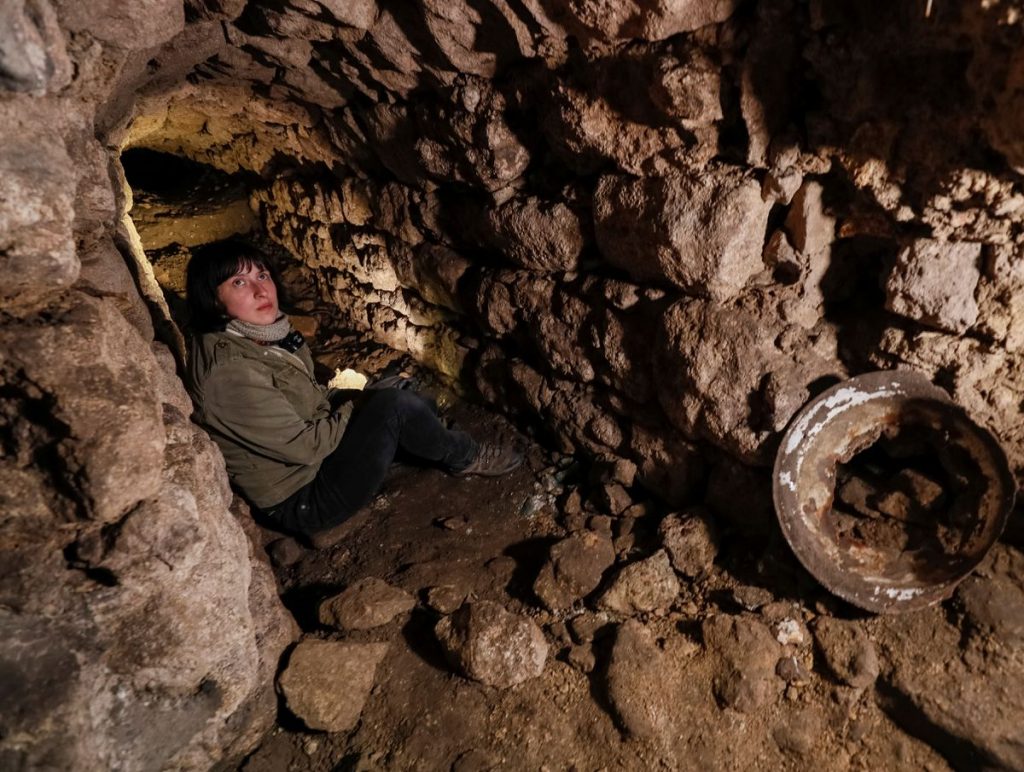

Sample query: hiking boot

[454,442,523,477]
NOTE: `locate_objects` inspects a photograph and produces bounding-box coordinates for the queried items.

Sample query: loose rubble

[278,640,389,732]
[435,601,549,688]
[318,578,416,631]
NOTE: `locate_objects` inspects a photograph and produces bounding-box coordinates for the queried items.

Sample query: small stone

[563,488,583,515]
[435,601,548,688]
[775,656,811,684]
[267,537,305,567]
[593,456,637,487]
[715,669,777,714]
[605,620,674,740]
[772,706,824,756]
[485,556,516,584]
[319,577,416,631]
[568,612,611,644]
[587,515,613,536]
[563,512,587,532]
[621,502,652,519]
[278,640,388,732]
[596,550,680,616]
[659,508,719,578]
[598,483,633,516]
[533,531,616,611]
[613,532,636,558]
[775,618,805,646]
[812,618,879,689]
[874,469,946,522]
[566,643,596,673]
[704,615,783,714]
[302,737,320,756]
[732,585,774,611]
[424,585,465,615]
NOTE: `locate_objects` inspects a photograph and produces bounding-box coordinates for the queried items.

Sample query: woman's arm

[203,362,352,467]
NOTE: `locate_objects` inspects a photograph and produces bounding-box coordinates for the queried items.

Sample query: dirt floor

[135,223,1022,772]
[234,372,1024,771]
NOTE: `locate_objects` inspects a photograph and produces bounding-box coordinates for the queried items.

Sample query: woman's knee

[362,387,428,418]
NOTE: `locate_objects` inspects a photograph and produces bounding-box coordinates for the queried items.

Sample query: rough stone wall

[0,2,294,770]
[3,1,1024,766]
[128,1,1024,511]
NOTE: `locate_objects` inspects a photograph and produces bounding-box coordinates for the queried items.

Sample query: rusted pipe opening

[774,371,1015,613]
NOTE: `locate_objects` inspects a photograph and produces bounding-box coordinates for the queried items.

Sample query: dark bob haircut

[185,239,286,333]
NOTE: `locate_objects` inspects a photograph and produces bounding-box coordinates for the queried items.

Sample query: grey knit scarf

[227,315,293,343]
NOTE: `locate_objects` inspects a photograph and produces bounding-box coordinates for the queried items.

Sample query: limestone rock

[658,508,719,578]
[956,574,1024,647]
[0,354,295,769]
[880,558,1024,770]
[0,0,71,94]
[885,239,981,333]
[597,483,632,516]
[0,101,78,306]
[704,615,783,713]
[811,617,879,689]
[595,170,772,301]
[278,640,389,732]
[555,0,739,43]
[772,705,825,756]
[656,299,842,463]
[543,85,689,175]
[784,180,835,256]
[435,601,548,688]
[605,620,674,739]
[533,531,616,611]
[316,0,378,29]
[649,47,722,127]
[424,585,466,615]
[54,0,185,49]
[319,578,416,631]
[0,293,165,524]
[596,550,680,616]
[482,195,585,272]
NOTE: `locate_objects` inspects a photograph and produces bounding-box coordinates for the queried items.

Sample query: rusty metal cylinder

[773,370,1016,613]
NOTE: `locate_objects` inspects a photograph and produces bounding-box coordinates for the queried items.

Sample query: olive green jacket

[187,330,352,508]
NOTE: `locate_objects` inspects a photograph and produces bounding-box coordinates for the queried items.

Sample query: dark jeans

[260,388,476,536]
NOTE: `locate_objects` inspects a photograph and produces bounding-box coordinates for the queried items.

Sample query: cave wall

[3,0,1024,768]
[0,2,294,770]
[131,0,1024,510]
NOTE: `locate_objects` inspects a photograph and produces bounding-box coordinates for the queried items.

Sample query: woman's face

[216,262,279,325]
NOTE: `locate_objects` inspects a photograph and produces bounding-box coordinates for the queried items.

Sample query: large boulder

[655,298,842,463]
[594,169,772,301]
[0,293,296,769]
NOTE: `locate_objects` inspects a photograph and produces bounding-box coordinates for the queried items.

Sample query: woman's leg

[303,388,476,532]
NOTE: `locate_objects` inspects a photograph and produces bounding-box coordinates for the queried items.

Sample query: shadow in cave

[501,536,561,606]
[743,0,1024,209]
[279,581,346,632]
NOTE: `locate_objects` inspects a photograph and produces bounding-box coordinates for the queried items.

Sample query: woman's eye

[258,272,269,280]
[233,279,245,287]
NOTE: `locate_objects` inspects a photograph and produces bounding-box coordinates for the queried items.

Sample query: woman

[185,240,522,548]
